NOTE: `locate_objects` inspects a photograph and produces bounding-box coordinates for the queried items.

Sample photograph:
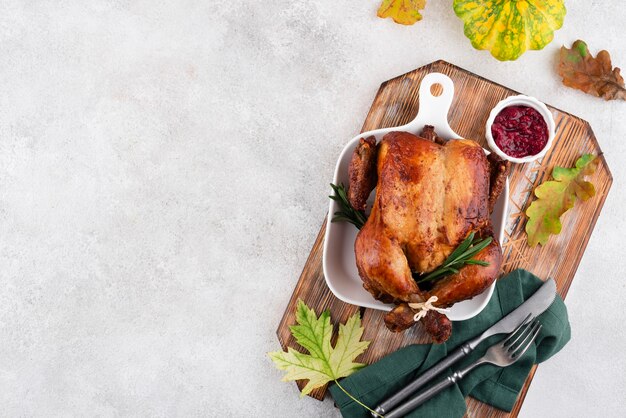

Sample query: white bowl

[485,95,555,164]
[322,73,509,322]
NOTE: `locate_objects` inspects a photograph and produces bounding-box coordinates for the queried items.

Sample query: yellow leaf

[377,0,426,25]
[525,154,598,246]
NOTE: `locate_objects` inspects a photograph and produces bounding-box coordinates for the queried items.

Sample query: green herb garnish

[329,183,367,229]
[414,232,492,284]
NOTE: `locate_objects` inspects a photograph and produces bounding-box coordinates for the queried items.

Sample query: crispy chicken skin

[350,129,504,342]
[347,136,378,211]
[487,153,512,212]
[419,125,446,145]
[384,300,452,343]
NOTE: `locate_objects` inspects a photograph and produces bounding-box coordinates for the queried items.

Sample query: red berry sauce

[491,106,548,158]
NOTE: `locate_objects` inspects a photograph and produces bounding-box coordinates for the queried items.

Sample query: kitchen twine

[408,296,450,322]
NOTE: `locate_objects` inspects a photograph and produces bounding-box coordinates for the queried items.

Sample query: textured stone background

[0,1,624,417]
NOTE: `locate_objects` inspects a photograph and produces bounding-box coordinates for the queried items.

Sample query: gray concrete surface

[0,1,624,417]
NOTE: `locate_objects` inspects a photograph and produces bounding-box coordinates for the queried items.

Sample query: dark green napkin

[329,269,570,418]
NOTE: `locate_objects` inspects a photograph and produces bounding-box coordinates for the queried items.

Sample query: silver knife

[373,278,557,417]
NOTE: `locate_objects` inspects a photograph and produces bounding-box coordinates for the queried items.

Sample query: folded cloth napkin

[329,269,571,418]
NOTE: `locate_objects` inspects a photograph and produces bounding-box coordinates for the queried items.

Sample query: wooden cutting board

[276,60,612,416]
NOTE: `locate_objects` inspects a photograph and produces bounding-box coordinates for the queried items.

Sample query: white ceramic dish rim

[322,73,509,322]
[485,95,556,164]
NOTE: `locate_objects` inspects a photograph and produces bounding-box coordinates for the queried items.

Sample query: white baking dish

[322,73,509,321]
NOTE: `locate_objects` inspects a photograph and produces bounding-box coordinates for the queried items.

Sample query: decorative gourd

[453,0,566,61]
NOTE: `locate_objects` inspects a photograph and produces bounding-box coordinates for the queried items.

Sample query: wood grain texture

[275,61,613,415]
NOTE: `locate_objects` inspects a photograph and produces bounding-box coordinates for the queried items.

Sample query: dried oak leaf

[558,40,626,100]
[525,154,598,247]
[377,0,426,25]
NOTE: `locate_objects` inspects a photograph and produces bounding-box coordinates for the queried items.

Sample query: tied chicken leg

[348,127,510,343]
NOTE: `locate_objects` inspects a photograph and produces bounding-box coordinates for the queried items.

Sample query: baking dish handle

[404,72,459,140]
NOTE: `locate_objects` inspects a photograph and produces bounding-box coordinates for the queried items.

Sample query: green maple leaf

[525,154,598,246]
[268,300,370,396]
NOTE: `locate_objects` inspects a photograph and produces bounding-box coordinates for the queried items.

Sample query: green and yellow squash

[453,0,566,61]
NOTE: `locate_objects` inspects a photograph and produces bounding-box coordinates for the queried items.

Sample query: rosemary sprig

[329,183,367,229]
[414,232,492,284]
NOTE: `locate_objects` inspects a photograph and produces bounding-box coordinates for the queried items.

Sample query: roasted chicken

[348,127,510,343]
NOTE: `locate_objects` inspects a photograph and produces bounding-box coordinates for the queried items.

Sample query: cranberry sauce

[491,106,548,158]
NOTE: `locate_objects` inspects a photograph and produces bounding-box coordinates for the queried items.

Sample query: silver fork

[382,319,543,418]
